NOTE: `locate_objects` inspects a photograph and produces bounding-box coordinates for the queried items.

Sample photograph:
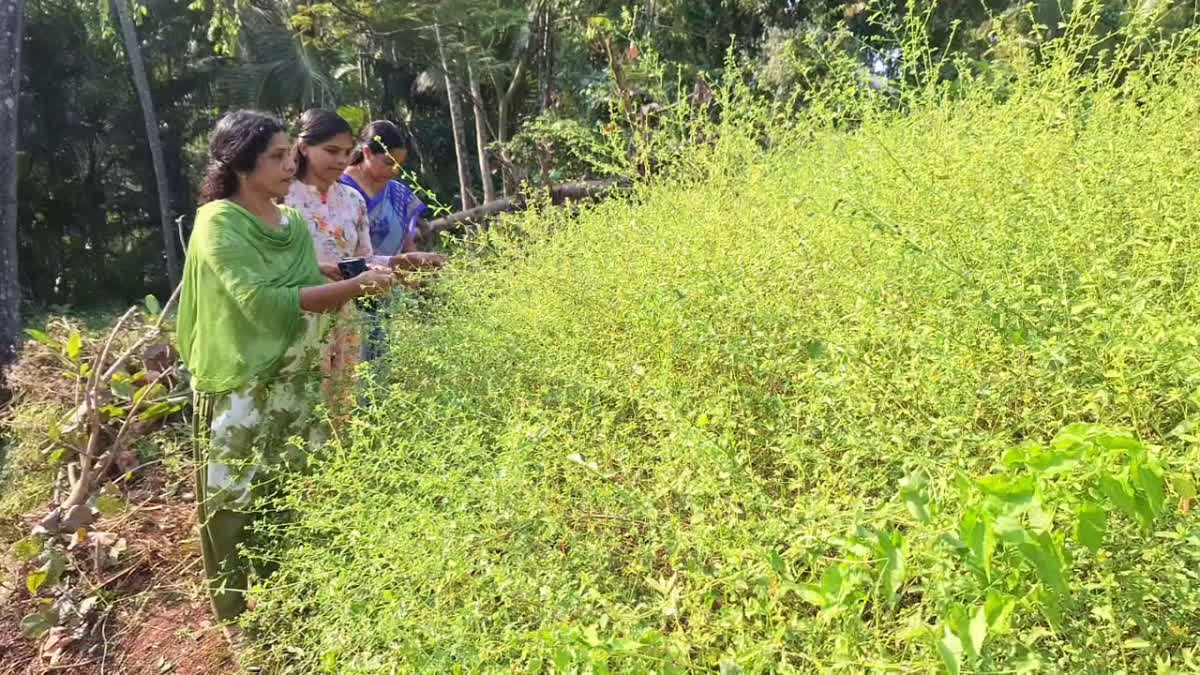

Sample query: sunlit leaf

[20,611,53,638]
[1018,533,1068,595]
[878,529,905,606]
[984,592,1016,634]
[24,329,60,349]
[1099,474,1138,520]
[976,474,1035,505]
[1135,464,1166,517]
[26,569,48,594]
[12,537,42,562]
[937,625,963,675]
[1075,503,1106,554]
[96,495,125,516]
[66,332,82,362]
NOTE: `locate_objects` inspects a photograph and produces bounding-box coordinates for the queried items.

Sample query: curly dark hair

[199,110,287,204]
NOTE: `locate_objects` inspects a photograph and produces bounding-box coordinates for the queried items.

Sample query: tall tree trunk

[467,60,495,204]
[434,22,475,212]
[0,0,23,365]
[497,2,540,198]
[540,2,555,113]
[112,0,180,286]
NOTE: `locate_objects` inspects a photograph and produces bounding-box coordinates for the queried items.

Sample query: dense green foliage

[17,0,1198,310]
[240,15,1200,673]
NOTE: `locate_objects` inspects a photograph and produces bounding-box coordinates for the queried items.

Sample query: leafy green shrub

[247,13,1200,674]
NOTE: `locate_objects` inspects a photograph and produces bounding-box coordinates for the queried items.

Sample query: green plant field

[248,26,1200,675]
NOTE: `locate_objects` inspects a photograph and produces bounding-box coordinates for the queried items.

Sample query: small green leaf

[26,569,48,594]
[1075,503,1107,554]
[111,378,135,400]
[96,495,124,516]
[937,625,963,675]
[138,401,174,422]
[12,537,42,562]
[66,332,82,362]
[796,583,827,608]
[1171,473,1196,501]
[24,329,60,349]
[20,611,53,638]
[900,472,931,524]
[144,294,162,316]
[1122,638,1151,649]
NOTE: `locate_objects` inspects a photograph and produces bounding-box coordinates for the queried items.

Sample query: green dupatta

[178,199,327,393]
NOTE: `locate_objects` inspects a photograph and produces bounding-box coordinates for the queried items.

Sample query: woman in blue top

[340,120,445,361]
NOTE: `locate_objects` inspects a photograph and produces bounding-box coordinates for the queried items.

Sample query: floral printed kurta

[284,181,386,415]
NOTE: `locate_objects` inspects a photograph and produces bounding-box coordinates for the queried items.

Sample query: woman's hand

[353,267,398,296]
[319,263,343,281]
[390,252,446,271]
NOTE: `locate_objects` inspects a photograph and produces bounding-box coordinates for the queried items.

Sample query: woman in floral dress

[282,109,396,419]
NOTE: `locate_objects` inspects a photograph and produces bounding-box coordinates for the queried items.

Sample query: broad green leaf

[937,624,963,675]
[144,294,162,316]
[1099,474,1139,520]
[820,564,844,600]
[976,474,1035,505]
[993,514,1030,545]
[1135,464,1166,517]
[554,648,571,671]
[66,332,82,362]
[1093,433,1145,453]
[96,494,124,516]
[796,583,827,608]
[1036,586,1064,632]
[1051,423,1097,449]
[878,529,905,606]
[12,536,42,562]
[959,509,995,580]
[1018,534,1068,596]
[899,471,930,522]
[984,592,1016,634]
[1075,503,1107,554]
[968,604,988,658]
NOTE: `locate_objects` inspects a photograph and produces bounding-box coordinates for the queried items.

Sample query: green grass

[248,30,1200,675]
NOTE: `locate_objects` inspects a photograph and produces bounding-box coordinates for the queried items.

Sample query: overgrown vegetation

[235,9,1200,673]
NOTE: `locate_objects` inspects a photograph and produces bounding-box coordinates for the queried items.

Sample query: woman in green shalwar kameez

[178,111,397,637]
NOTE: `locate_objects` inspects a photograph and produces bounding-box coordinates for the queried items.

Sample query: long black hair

[199,110,286,204]
[294,108,353,180]
[349,120,410,166]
